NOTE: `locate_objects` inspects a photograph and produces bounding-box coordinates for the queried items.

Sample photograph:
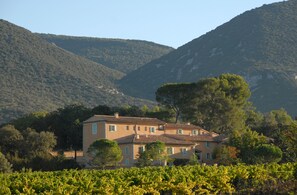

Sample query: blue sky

[0,0,283,48]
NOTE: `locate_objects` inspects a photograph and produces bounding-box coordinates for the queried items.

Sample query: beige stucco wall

[194,141,218,163]
[104,123,164,140]
[131,142,218,164]
[119,144,135,167]
[83,121,105,156]
[165,128,209,136]
[83,121,165,164]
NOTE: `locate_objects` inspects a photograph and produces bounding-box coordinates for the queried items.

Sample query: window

[138,146,145,153]
[149,127,155,133]
[91,123,97,135]
[205,141,210,147]
[125,146,129,155]
[125,159,130,166]
[138,126,141,131]
[177,129,183,134]
[206,153,211,160]
[192,130,198,135]
[126,126,129,130]
[145,127,147,131]
[167,147,174,155]
[109,124,117,132]
[181,148,187,155]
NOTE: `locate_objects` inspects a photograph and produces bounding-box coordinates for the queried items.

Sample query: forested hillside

[119,0,297,116]
[38,34,173,73]
[0,20,153,124]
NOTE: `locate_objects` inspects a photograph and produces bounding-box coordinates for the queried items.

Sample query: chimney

[114,112,119,118]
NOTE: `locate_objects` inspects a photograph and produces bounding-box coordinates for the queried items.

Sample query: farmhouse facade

[83,113,222,167]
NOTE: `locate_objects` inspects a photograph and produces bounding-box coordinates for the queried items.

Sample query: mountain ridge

[119,0,297,116]
[37,33,174,74]
[0,19,154,124]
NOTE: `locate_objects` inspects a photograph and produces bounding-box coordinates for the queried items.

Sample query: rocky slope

[120,0,297,116]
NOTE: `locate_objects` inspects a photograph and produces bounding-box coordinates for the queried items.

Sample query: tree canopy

[156,83,195,123]
[259,109,297,162]
[0,125,23,156]
[136,141,167,167]
[87,139,122,169]
[0,152,12,173]
[0,124,57,171]
[21,128,56,159]
[227,128,283,164]
[155,74,251,133]
[254,144,283,163]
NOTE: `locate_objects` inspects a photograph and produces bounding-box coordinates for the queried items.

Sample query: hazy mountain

[0,20,153,123]
[37,34,173,74]
[120,0,297,116]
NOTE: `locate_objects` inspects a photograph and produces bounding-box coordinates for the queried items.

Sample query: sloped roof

[163,134,220,142]
[115,134,192,145]
[164,123,204,130]
[115,133,223,146]
[84,115,165,125]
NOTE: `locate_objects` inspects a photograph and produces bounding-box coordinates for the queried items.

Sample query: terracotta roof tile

[115,133,222,145]
[115,134,193,145]
[133,134,193,145]
[114,135,135,144]
[163,134,219,142]
[84,115,165,125]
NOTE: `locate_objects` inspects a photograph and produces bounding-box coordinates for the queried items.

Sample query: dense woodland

[0,74,296,172]
[0,19,158,124]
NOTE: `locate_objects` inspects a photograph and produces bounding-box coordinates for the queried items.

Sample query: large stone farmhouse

[83,113,223,167]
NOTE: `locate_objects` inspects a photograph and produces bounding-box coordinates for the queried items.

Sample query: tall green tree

[156,83,196,123]
[155,74,251,133]
[184,74,251,133]
[87,139,122,169]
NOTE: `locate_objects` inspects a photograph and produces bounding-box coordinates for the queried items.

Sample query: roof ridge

[93,114,160,120]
